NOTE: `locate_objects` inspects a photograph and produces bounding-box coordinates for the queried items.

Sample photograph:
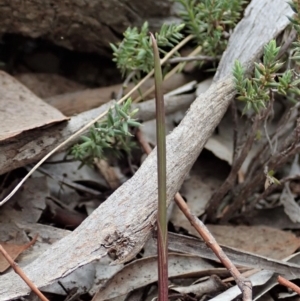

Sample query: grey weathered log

[215,0,291,81]
[0,0,177,55]
[0,94,195,175]
[0,0,293,300]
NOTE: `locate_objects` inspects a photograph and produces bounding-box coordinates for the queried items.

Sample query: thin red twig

[278,275,300,295]
[0,237,49,301]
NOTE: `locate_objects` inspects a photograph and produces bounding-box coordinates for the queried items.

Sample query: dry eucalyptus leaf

[89,256,124,296]
[171,152,229,226]
[14,73,86,99]
[0,177,48,269]
[196,78,213,96]
[170,275,227,297]
[280,155,300,223]
[280,183,300,223]
[0,71,67,141]
[168,232,300,277]
[0,235,38,273]
[204,111,258,174]
[94,159,124,190]
[178,223,300,259]
[15,223,70,267]
[0,177,48,226]
[92,254,225,301]
[15,223,96,296]
[239,206,300,229]
[33,152,107,204]
[207,225,300,260]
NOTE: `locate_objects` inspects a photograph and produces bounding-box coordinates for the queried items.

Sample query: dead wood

[45,73,191,116]
[0,0,177,55]
[0,94,195,175]
[0,0,293,300]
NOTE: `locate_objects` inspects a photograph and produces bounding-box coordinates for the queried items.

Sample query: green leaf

[122,122,129,134]
[70,100,140,166]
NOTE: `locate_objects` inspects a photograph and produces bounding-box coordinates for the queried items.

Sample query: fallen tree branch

[0,0,292,300]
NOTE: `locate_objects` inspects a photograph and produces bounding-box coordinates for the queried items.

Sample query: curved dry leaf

[168,232,300,277]
[0,71,67,141]
[0,177,48,227]
[280,184,300,224]
[196,78,213,96]
[239,206,300,230]
[15,73,86,99]
[171,154,228,227]
[180,223,300,260]
[92,253,225,301]
[206,225,300,260]
[0,235,38,273]
[16,223,70,267]
[170,275,227,297]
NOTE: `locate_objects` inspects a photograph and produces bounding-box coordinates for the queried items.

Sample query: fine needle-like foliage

[288,0,300,66]
[70,98,140,166]
[150,33,168,301]
[111,22,184,79]
[176,0,246,58]
[233,40,300,114]
[71,0,248,167]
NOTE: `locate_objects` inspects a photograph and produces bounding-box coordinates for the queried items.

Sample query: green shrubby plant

[176,0,246,57]
[288,0,300,62]
[70,0,252,165]
[70,99,140,166]
[110,22,184,79]
[233,0,300,114]
[233,40,300,113]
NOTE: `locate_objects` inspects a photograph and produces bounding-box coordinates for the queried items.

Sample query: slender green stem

[150,33,168,301]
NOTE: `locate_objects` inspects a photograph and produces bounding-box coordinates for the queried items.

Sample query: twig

[278,275,300,295]
[205,113,262,221]
[206,98,276,222]
[230,101,239,162]
[247,102,300,180]
[135,130,252,301]
[167,55,220,64]
[263,91,276,155]
[277,28,297,59]
[0,239,49,301]
[221,120,300,221]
